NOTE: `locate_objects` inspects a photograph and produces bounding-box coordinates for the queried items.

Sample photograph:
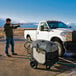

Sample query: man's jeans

[5,37,14,55]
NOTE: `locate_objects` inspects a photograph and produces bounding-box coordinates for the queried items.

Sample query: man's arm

[10,24,20,29]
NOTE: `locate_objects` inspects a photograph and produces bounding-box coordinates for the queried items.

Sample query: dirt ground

[0,36,76,76]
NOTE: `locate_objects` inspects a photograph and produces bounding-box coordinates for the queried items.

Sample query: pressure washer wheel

[30,60,38,69]
[46,65,50,70]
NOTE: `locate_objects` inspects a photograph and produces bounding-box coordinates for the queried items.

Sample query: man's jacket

[4,23,19,38]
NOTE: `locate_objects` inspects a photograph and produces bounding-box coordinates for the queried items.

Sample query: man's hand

[17,23,20,27]
[10,24,13,27]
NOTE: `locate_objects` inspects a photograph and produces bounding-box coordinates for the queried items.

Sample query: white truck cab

[24,21,76,56]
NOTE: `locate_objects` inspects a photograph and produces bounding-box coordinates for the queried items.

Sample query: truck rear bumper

[64,41,76,53]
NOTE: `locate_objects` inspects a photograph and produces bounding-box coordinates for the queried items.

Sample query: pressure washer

[24,40,76,70]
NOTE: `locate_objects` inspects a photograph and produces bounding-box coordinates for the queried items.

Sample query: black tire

[26,36,32,41]
[54,41,65,56]
[46,65,50,70]
[30,61,38,69]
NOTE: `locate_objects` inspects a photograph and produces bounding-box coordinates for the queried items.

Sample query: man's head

[6,18,11,24]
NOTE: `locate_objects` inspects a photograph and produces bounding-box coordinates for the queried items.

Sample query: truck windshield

[47,21,68,29]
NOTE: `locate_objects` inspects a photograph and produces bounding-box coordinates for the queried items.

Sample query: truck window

[47,21,68,29]
[40,22,48,31]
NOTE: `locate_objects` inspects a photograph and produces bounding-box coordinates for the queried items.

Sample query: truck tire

[53,41,64,56]
[26,36,32,41]
[24,35,32,54]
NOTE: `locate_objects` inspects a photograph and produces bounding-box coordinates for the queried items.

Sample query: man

[4,18,20,57]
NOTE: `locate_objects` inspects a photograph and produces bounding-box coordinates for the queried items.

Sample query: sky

[0,0,76,23]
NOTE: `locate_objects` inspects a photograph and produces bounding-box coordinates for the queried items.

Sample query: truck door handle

[37,32,39,34]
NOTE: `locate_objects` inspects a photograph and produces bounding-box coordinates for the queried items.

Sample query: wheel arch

[51,37,63,45]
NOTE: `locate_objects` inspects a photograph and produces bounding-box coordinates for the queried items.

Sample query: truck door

[37,22,49,40]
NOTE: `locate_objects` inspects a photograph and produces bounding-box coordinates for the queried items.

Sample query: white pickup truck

[24,21,76,56]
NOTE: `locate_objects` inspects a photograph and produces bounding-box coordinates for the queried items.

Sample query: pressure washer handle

[59,57,76,65]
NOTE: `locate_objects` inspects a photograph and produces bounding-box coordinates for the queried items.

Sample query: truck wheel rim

[54,42,61,56]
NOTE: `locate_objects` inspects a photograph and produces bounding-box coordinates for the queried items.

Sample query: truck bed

[24,28,37,40]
